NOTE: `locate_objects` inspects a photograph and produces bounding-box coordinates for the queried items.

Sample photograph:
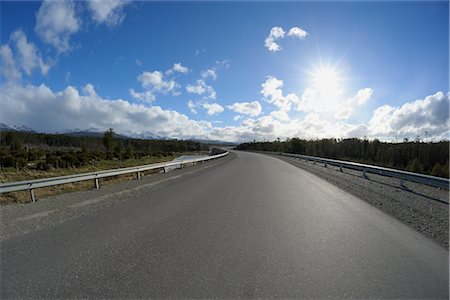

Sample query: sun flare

[312,67,340,92]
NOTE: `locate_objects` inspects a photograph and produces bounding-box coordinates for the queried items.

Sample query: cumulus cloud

[0,45,21,81]
[270,110,290,122]
[187,100,197,114]
[208,113,369,143]
[261,76,299,112]
[265,26,308,52]
[130,70,180,102]
[297,86,373,120]
[87,0,130,27]
[202,103,224,116]
[11,30,50,76]
[35,0,80,53]
[129,88,155,102]
[138,70,178,91]
[368,91,449,140]
[186,79,216,99]
[172,62,189,74]
[0,83,211,140]
[201,68,217,81]
[264,27,285,52]
[227,101,262,117]
[166,62,189,75]
[287,27,308,39]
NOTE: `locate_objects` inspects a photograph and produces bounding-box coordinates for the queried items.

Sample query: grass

[0,152,203,205]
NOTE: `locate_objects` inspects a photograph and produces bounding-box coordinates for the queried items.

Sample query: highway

[1,151,448,298]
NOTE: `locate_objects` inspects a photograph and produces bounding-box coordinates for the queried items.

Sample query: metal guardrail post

[94,178,99,189]
[30,189,35,202]
[339,166,343,172]
[136,171,141,180]
[363,170,367,178]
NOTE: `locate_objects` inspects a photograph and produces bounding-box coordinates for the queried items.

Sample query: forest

[0,129,209,171]
[236,138,449,178]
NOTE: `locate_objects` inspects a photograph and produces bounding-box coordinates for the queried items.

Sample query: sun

[312,67,341,92]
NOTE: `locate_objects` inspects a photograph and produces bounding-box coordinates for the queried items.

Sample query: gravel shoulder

[266,153,449,249]
[0,153,236,241]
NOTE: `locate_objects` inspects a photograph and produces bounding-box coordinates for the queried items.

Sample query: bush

[1,154,16,167]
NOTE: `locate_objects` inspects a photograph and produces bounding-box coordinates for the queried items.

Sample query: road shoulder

[264,152,449,249]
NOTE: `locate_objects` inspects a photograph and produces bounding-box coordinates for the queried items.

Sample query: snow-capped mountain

[118,130,165,140]
[0,123,36,133]
[56,128,166,140]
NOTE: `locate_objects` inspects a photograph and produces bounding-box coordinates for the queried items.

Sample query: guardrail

[0,152,229,202]
[268,152,449,190]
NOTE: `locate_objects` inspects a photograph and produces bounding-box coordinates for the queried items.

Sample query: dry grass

[0,153,194,205]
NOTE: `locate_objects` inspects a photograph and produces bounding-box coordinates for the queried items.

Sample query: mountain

[0,123,36,133]
[0,123,235,144]
[118,130,165,140]
[57,128,131,139]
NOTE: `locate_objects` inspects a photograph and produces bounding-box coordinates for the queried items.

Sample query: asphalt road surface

[1,151,448,298]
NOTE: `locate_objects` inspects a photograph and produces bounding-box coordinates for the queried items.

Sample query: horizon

[1,0,449,143]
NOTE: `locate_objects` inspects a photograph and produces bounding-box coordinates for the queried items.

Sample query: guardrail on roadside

[0,152,229,202]
[267,152,449,190]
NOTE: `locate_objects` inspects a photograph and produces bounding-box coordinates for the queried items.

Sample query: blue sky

[0,0,448,142]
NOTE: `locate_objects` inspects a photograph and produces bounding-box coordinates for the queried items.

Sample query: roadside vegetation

[0,129,209,204]
[237,138,449,178]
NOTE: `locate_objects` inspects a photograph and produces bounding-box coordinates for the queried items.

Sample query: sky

[0,0,449,142]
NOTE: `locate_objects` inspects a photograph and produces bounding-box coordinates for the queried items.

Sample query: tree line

[236,138,449,178]
[0,129,209,171]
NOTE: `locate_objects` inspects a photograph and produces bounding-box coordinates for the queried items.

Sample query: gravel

[0,153,236,241]
[268,153,449,249]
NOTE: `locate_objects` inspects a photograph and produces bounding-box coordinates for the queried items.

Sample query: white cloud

[368,91,449,140]
[129,88,155,102]
[87,0,130,27]
[11,30,50,76]
[0,83,211,140]
[131,70,180,102]
[209,113,368,143]
[227,101,262,117]
[1,82,447,143]
[137,70,178,94]
[200,68,217,80]
[287,27,308,39]
[35,0,80,53]
[265,26,308,52]
[187,100,197,114]
[202,103,224,116]
[0,45,21,81]
[261,76,299,111]
[215,59,231,69]
[297,86,373,120]
[264,26,285,52]
[172,62,189,74]
[270,110,290,122]
[352,88,373,105]
[186,79,216,99]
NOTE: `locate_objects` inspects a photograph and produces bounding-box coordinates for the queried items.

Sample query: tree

[103,128,115,155]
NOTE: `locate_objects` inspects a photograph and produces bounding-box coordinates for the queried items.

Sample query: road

[1,151,448,298]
